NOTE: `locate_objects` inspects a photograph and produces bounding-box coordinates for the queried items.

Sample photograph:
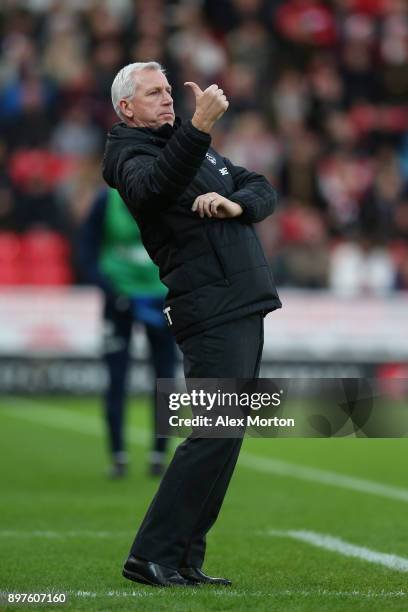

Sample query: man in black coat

[102,61,281,587]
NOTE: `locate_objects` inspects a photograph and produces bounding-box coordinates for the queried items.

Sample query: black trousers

[130,313,264,569]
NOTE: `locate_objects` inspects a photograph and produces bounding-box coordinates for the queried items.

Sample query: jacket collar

[114,116,181,141]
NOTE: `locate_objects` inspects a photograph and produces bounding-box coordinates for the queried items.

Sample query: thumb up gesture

[184,82,229,134]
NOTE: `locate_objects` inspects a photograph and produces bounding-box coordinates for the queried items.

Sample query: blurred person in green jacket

[79,187,176,478]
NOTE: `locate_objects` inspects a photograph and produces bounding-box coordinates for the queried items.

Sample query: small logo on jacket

[163,306,173,326]
[206,153,217,165]
[219,167,229,176]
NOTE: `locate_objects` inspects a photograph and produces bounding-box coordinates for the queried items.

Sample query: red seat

[21,230,70,265]
[23,263,73,286]
[0,232,21,263]
[0,265,22,285]
[19,230,73,285]
[0,233,23,285]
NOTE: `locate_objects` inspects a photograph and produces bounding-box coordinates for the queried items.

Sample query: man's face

[120,69,175,129]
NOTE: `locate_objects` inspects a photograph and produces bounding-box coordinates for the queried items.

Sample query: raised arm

[114,122,211,208]
[103,82,229,213]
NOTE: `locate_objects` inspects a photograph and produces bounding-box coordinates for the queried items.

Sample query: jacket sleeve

[115,121,211,211]
[223,157,279,224]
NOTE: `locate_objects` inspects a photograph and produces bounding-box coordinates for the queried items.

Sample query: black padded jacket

[102,117,282,343]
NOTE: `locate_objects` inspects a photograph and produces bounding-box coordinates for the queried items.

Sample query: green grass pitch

[0,395,408,611]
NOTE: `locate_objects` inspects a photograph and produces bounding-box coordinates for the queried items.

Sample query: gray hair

[111,62,166,121]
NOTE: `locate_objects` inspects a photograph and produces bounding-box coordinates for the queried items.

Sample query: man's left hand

[192,193,243,219]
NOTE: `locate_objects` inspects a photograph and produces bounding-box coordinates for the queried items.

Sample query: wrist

[231,202,243,217]
[192,114,213,134]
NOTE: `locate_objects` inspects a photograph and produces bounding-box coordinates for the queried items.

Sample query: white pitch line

[63,588,408,599]
[238,453,408,503]
[0,398,147,445]
[0,588,406,599]
[3,398,408,504]
[267,529,408,573]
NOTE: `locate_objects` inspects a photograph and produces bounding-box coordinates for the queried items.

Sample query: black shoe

[179,567,232,586]
[149,461,165,477]
[148,452,166,477]
[123,556,195,587]
[108,461,128,479]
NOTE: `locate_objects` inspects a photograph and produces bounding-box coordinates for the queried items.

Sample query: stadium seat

[22,263,73,286]
[19,230,73,285]
[21,230,71,264]
[0,266,22,285]
[0,232,23,285]
[0,232,21,263]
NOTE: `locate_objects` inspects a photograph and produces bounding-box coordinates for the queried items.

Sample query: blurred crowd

[0,0,408,294]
